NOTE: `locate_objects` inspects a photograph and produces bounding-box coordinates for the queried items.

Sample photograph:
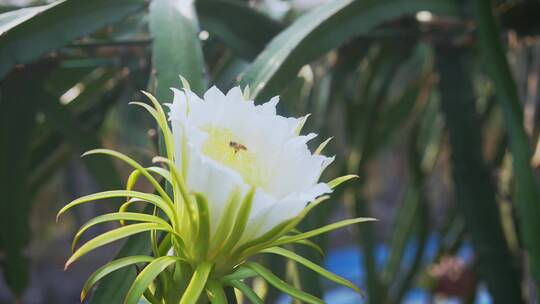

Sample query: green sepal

[152,156,196,228]
[261,247,363,295]
[272,217,377,247]
[218,187,255,256]
[245,262,323,304]
[230,280,263,304]
[57,190,175,225]
[72,212,171,252]
[143,289,162,304]
[206,280,228,304]
[194,193,211,258]
[82,149,173,208]
[66,223,174,269]
[137,91,175,160]
[126,166,172,192]
[314,137,333,155]
[327,174,358,189]
[209,187,242,256]
[80,255,154,302]
[234,195,330,258]
[290,239,324,257]
[220,266,258,283]
[179,262,213,304]
[124,256,181,304]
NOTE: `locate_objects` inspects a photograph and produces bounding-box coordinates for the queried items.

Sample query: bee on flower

[228,141,247,154]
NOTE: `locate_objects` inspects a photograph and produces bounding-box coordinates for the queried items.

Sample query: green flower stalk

[57,80,375,304]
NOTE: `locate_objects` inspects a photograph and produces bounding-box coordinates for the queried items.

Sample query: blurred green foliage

[1,0,540,302]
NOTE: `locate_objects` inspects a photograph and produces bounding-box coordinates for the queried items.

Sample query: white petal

[167,85,337,243]
[187,152,248,235]
[255,96,279,116]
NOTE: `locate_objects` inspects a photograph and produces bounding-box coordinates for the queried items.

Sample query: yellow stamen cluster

[201,125,269,189]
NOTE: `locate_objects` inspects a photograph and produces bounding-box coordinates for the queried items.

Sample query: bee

[229,141,247,154]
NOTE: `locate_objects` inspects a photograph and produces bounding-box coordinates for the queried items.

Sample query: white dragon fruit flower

[168,86,334,245]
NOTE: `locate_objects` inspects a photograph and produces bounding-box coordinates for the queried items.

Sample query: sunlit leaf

[473,0,540,287]
[0,0,146,79]
[241,0,458,100]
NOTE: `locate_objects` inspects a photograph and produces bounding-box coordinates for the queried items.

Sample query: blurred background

[1,0,540,303]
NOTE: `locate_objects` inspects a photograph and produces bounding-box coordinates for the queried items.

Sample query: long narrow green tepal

[179,262,213,304]
[246,262,324,304]
[261,247,363,295]
[124,256,180,304]
[81,256,155,302]
[65,223,173,269]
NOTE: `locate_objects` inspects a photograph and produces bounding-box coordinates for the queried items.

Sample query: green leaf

[149,0,206,97]
[273,218,377,246]
[473,0,540,289]
[328,174,358,189]
[179,262,213,304]
[261,247,362,295]
[229,280,263,304]
[379,186,422,290]
[57,190,175,224]
[0,0,146,79]
[124,256,179,304]
[240,0,458,100]
[0,4,54,34]
[246,262,323,304]
[72,212,171,253]
[206,280,227,304]
[81,255,154,302]
[372,82,421,150]
[0,64,45,295]
[196,0,283,60]
[66,223,173,269]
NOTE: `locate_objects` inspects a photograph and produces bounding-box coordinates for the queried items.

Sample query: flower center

[201,125,268,188]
